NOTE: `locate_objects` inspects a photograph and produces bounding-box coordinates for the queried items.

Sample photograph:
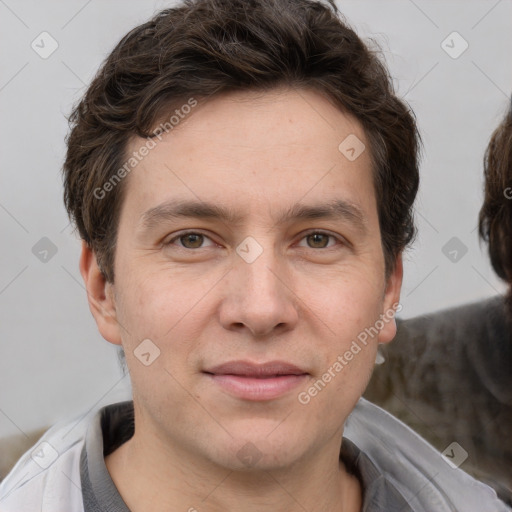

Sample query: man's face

[85,87,401,471]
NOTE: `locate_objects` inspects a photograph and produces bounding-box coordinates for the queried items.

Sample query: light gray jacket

[0,398,509,511]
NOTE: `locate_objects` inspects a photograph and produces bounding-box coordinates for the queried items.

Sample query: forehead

[121,87,377,226]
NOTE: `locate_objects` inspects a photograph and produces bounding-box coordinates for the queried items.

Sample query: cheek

[116,268,212,345]
[305,271,384,337]
[299,271,384,401]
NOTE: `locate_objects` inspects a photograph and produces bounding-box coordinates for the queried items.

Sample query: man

[480,98,512,306]
[366,98,512,504]
[0,0,509,510]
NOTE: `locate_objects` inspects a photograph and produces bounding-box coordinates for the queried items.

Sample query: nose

[218,242,299,338]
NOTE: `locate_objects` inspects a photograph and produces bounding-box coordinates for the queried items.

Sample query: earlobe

[79,241,122,346]
[377,254,403,344]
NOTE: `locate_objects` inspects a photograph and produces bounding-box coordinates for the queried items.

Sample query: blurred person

[480,98,512,314]
[366,99,512,504]
[0,1,509,511]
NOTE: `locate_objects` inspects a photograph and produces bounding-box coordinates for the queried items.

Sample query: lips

[204,360,308,378]
[203,360,309,401]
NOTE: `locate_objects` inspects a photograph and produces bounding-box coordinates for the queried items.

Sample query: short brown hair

[63,0,420,282]
[479,101,512,307]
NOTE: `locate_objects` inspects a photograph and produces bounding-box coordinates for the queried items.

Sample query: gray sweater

[365,295,512,504]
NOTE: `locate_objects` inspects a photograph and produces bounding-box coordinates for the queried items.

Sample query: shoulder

[0,413,88,512]
[345,398,511,512]
[395,295,509,349]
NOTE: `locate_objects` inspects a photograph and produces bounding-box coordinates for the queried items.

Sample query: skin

[80,87,402,512]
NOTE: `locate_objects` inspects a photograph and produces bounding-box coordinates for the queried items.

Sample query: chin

[206,423,310,472]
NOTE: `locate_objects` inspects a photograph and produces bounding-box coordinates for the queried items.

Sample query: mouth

[203,360,309,401]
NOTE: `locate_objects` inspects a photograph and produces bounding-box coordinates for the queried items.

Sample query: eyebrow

[138,198,367,233]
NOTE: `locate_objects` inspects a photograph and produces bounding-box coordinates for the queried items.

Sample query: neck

[105,421,362,512]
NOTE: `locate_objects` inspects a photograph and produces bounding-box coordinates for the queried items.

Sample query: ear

[79,241,122,346]
[377,253,403,344]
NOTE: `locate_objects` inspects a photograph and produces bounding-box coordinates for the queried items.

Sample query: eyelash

[165,230,344,250]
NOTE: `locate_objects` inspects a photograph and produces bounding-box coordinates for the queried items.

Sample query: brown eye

[179,233,205,249]
[165,231,216,250]
[306,233,331,248]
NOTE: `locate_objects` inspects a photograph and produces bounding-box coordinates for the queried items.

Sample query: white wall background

[1,0,511,437]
